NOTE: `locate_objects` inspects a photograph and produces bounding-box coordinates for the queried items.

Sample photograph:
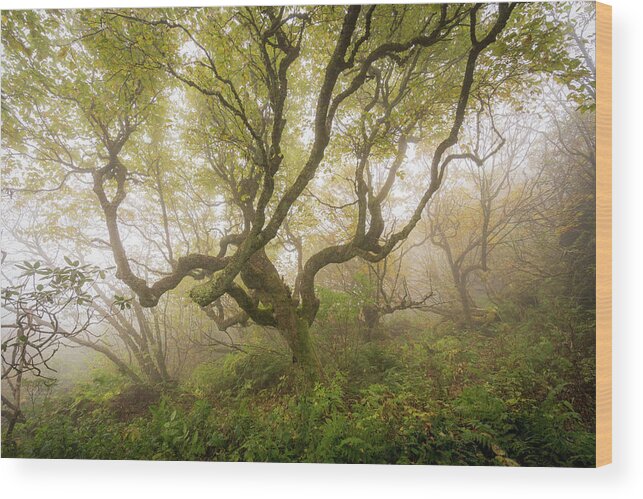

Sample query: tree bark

[285,317,318,374]
[457,279,474,326]
[360,304,381,341]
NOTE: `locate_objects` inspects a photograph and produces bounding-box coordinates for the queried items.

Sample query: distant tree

[359,241,437,340]
[3,221,218,386]
[425,110,541,324]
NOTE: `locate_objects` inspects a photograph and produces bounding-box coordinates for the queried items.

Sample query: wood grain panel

[596,1,612,468]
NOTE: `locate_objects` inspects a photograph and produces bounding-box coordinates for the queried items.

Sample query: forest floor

[2,303,596,466]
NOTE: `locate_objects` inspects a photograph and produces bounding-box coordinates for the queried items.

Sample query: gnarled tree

[4,3,574,373]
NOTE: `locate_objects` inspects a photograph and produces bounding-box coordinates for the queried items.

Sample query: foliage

[5,298,595,466]
[1,260,105,379]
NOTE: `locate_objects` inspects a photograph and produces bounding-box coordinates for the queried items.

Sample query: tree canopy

[4,3,585,366]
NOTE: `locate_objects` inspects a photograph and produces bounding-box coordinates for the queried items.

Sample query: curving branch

[297,3,517,323]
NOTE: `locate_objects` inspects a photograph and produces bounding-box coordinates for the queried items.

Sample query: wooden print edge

[596,1,612,468]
